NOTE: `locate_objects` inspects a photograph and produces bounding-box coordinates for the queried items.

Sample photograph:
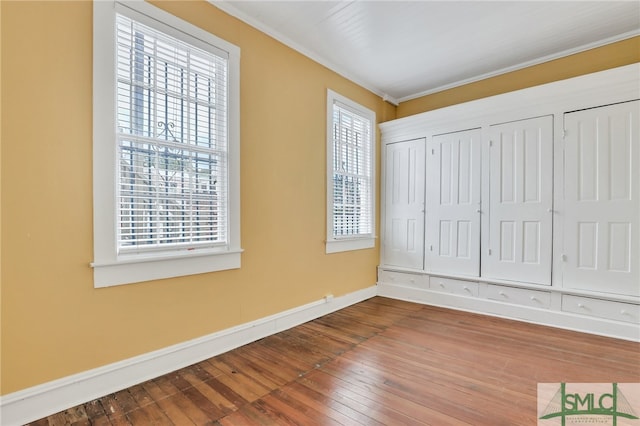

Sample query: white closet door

[383,139,426,269]
[563,100,639,296]
[426,129,481,276]
[486,116,553,285]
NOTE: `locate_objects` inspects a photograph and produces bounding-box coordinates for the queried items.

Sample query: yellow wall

[397,36,640,118]
[0,1,394,395]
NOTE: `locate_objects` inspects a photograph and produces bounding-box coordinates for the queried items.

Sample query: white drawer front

[429,277,478,297]
[486,285,551,309]
[562,295,640,324]
[378,270,427,289]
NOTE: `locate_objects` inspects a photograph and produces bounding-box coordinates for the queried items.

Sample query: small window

[92,1,241,287]
[326,90,376,253]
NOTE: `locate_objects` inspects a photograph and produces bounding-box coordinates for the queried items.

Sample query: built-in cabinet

[486,116,554,285]
[383,138,426,270]
[378,64,640,341]
[426,128,481,277]
[562,102,640,297]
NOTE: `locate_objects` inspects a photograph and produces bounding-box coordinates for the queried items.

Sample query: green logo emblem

[539,383,639,425]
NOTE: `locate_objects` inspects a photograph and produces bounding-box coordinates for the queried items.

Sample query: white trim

[379,264,640,305]
[326,89,376,254]
[377,282,640,342]
[397,30,640,103]
[115,1,238,58]
[2,273,636,425]
[92,250,244,288]
[381,64,640,143]
[92,0,242,287]
[208,1,399,105]
[207,1,636,104]
[0,286,377,426]
[326,237,376,254]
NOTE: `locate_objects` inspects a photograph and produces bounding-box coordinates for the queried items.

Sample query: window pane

[332,103,372,238]
[115,13,228,252]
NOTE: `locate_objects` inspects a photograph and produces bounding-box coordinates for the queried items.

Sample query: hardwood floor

[27,297,640,425]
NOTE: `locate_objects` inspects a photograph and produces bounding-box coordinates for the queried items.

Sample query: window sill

[326,237,376,254]
[91,249,242,288]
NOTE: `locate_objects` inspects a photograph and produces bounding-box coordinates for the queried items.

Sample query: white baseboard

[4,281,634,425]
[0,286,376,426]
[377,282,640,342]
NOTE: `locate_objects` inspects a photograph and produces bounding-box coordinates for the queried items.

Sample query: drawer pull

[499,291,506,297]
[439,282,445,288]
[463,286,471,293]
[410,279,415,284]
[578,303,585,309]
[621,309,631,316]
[530,296,538,302]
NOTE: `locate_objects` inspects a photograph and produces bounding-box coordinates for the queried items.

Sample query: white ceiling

[211,1,640,104]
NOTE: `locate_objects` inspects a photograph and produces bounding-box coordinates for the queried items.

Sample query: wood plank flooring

[27,297,640,425]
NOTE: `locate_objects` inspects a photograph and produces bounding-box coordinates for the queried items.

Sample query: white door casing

[426,128,481,277]
[382,138,426,269]
[562,100,640,297]
[486,116,554,285]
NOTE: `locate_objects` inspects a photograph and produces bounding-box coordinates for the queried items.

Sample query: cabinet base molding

[377,277,639,342]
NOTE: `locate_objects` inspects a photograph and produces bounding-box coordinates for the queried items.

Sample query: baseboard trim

[377,282,640,342]
[0,286,376,426]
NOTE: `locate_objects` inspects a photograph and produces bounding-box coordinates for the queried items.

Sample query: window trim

[92,0,241,287]
[326,89,376,254]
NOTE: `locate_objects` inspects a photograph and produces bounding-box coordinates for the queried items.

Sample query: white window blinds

[115,13,229,253]
[331,101,373,238]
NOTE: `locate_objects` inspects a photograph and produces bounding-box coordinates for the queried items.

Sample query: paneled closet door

[486,116,553,285]
[425,129,481,277]
[563,100,639,297]
[382,139,426,269]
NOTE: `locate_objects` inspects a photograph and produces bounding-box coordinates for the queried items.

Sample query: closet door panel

[563,100,639,296]
[383,139,426,269]
[426,128,481,276]
[486,116,553,285]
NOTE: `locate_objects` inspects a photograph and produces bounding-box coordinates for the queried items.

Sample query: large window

[326,90,376,253]
[92,1,241,287]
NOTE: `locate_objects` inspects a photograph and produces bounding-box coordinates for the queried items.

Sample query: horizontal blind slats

[332,103,372,238]
[115,13,229,253]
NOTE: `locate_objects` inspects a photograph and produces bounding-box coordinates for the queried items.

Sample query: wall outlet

[324,294,334,303]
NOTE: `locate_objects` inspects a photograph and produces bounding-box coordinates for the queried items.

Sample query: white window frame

[326,89,376,254]
[92,0,241,287]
